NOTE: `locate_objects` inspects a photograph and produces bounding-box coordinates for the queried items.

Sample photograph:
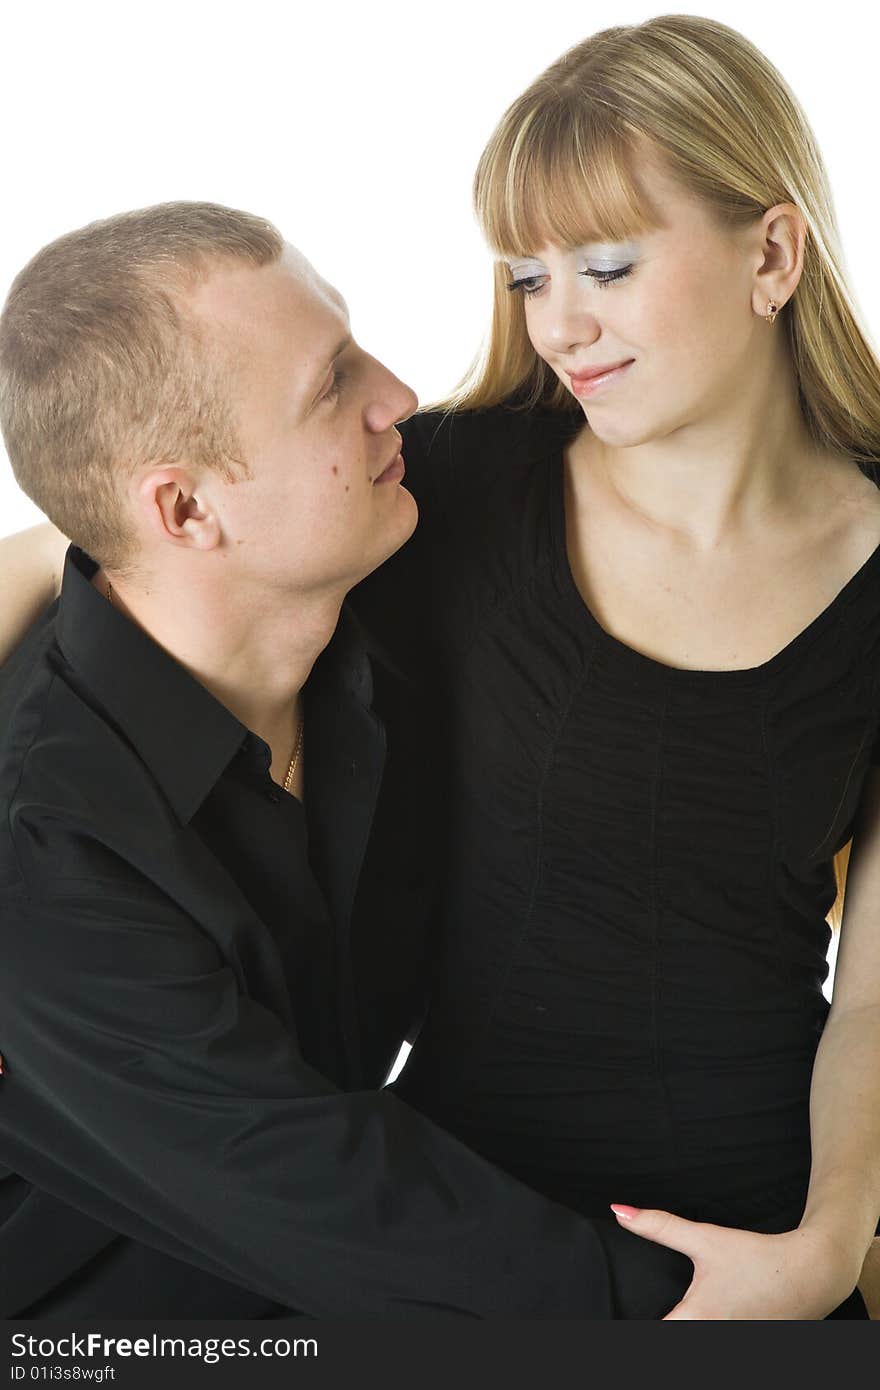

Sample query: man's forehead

[280,242,350,320]
[191,243,352,405]
[186,244,349,338]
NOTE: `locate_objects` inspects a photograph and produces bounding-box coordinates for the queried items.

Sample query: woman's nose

[537,286,602,356]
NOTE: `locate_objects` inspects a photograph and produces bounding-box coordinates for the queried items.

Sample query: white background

[1,0,877,534]
[1,0,874,1002]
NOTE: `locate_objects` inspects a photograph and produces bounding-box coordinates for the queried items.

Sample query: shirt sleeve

[0,872,612,1319]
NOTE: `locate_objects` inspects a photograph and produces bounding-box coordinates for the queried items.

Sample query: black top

[0,544,617,1319]
[353,404,880,1235]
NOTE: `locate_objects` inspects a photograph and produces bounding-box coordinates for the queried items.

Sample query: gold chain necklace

[106,581,305,794]
[283,713,305,793]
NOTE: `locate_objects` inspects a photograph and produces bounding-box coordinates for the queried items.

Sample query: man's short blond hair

[0,202,284,572]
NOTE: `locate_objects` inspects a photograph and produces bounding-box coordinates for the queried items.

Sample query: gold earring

[765,300,779,324]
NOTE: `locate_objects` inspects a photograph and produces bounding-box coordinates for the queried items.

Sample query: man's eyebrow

[304,333,353,409]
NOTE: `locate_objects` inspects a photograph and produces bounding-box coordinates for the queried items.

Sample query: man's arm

[0,523,68,661]
[0,865,614,1320]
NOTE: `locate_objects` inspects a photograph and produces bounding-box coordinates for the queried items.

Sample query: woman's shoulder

[401,401,541,454]
[399,401,583,511]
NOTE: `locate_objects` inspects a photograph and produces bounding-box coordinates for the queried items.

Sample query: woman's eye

[505,265,634,298]
[580,265,634,289]
[506,274,548,299]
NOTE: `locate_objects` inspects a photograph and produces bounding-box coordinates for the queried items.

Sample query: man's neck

[92,567,344,757]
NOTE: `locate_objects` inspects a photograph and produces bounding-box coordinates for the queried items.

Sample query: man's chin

[381,490,419,554]
[353,516,417,591]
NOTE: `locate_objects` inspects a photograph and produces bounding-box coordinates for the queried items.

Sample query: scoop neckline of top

[547,441,880,685]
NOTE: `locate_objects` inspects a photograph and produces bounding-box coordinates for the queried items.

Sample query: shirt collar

[55,545,375,824]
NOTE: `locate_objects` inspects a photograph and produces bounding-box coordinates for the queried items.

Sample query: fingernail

[610,1204,641,1220]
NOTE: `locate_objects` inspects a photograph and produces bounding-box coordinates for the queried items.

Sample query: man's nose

[397,380,419,422]
[388,370,418,420]
[367,370,418,430]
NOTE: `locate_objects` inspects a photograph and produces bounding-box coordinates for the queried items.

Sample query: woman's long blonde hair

[431,13,880,934]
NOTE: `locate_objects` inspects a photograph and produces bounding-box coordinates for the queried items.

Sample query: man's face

[186,242,418,599]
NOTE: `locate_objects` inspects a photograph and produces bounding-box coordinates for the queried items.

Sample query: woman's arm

[0,523,69,662]
[858,1237,880,1316]
[797,766,880,1279]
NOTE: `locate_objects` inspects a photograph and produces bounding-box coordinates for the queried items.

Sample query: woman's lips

[374,452,405,484]
[569,359,635,397]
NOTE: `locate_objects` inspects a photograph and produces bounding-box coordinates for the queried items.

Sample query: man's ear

[138,470,222,551]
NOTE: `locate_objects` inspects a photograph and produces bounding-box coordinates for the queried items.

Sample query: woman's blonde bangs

[474,103,664,259]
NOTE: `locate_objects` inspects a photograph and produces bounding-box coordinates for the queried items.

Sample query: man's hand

[609,1204,859,1319]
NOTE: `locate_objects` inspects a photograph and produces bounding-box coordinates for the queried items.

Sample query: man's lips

[373,451,405,484]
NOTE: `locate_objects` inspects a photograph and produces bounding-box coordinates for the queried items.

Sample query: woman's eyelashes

[506,265,634,298]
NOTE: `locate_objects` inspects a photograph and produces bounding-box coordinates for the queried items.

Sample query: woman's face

[505,155,778,448]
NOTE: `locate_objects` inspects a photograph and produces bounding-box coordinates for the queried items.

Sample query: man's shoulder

[0,632,179,893]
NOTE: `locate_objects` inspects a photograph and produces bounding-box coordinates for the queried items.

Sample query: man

[0,202,690,1318]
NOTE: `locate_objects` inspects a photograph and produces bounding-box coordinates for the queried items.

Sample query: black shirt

[0,544,616,1319]
[353,404,880,1237]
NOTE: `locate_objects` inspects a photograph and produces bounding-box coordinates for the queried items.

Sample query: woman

[2,15,879,1316]
[350,14,880,1319]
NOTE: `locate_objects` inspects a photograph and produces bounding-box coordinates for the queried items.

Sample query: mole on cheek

[331,465,339,476]
[345,485,350,493]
